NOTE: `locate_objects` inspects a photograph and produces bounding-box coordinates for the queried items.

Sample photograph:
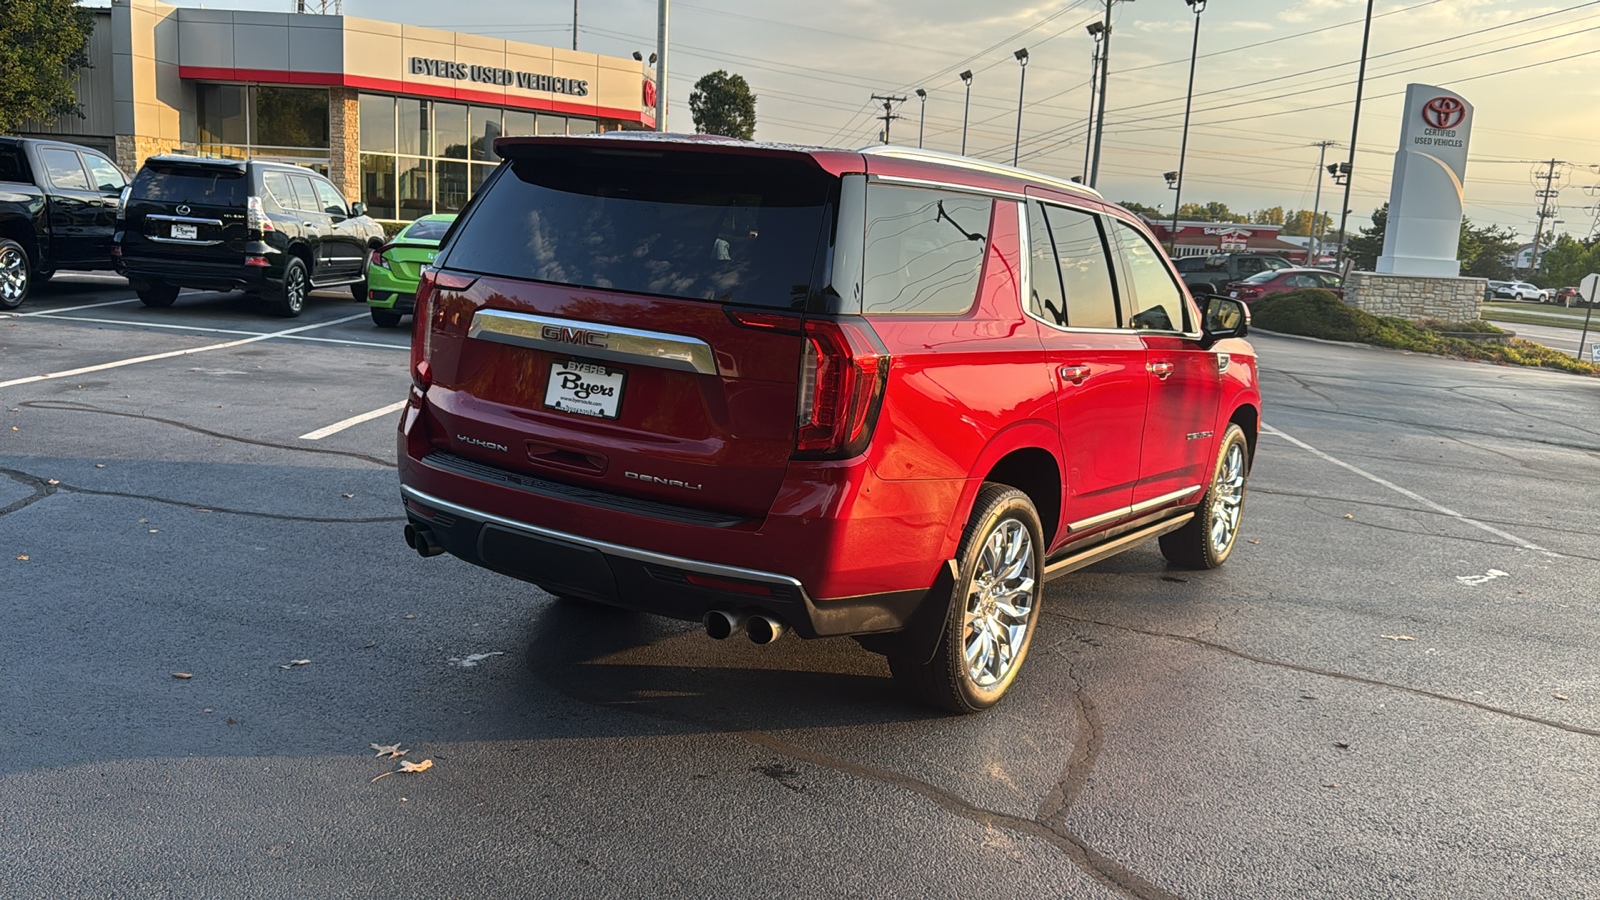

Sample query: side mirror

[350,201,366,218]
[1199,296,1249,349]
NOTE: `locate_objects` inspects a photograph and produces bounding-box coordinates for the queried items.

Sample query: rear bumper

[367,288,415,312]
[116,255,278,292]
[396,393,959,638]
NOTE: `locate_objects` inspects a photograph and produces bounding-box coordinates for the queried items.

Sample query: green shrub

[1250,289,1600,376]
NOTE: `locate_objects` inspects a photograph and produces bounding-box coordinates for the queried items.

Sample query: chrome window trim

[146,236,222,246]
[857,146,1103,200]
[401,485,810,596]
[867,174,1027,203]
[1066,485,1202,533]
[467,309,719,376]
[146,214,225,227]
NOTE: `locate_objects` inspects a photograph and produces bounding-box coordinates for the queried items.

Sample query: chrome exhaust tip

[746,615,787,645]
[703,609,747,640]
[404,523,444,558]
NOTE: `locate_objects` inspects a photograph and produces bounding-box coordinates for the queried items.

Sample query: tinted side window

[1041,204,1118,329]
[1109,219,1188,332]
[41,148,91,190]
[862,185,989,315]
[313,179,347,216]
[261,171,296,210]
[1236,257,1266,276]
[1027,201,1064,324]
[83,155,126,191]
[0,144,29,183]
[1317,272,1342,289]
[289,175,320,213]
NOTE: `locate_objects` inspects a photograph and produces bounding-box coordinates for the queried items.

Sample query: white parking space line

[27,313,407,350]
[300,400,408,440]
[0,313,368,390]
[1262,423,1551,554]
[12,298,141,317]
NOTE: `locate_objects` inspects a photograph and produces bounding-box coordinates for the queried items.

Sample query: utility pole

[654,0,669,131]
[1336,0,1375,266]
[1530,158,1563,277]
[1082,37,1101,182]
[573,0,579,51]
[1088,0,1133,189]
[872,94,906,145]
[1309,140,1337,264]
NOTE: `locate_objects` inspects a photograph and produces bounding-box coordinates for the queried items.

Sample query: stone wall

[1344,271,1485,323]
[115,134,190,174]
[328,87,361,202]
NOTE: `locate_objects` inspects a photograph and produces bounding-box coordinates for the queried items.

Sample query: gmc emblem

[540,324,608,349]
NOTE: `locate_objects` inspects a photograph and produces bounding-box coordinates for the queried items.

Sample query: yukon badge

[457,434,509,452]
[626,471,703,491]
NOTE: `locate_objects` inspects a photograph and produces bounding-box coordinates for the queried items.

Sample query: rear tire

[135,281,180,308]
[350,279,368,303]
[369,307,403,328]
[270,256,309,317]
[889,484,1044,714]
[0,239,32,310]
[1159,424,1250,569]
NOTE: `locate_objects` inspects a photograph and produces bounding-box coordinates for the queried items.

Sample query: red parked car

[1225,267,1343,303]
[396,136,1259,712]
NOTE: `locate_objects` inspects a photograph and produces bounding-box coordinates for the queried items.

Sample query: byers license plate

[171,224,198,240]
[543,359,625,419]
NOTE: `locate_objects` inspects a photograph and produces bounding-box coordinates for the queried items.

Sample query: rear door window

[131,165,246,204]
[289,175,320,213]
[1108,218,1189,332]
[40,148,91,190]
[862,186,989,315]
[1038,203,1118,329]
[442,146,833,309]
[83,155,126,191]
[0,144,29,183]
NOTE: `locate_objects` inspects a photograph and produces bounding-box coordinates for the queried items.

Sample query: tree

[1537,233,1591,288]
[1117,200,1161,218]
[1177,201,1248,223]
[1457,218,1519,281]
[1343,204,1388,270]
[1281,209,1330,238]
[0,0,97,134]
[1251,207,1285,226]
[688,71,757,140]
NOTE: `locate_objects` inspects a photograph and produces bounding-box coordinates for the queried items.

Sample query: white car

[1493,281,1545,302]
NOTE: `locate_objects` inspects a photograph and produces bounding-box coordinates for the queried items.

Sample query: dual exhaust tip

[403,523,444,558]
[703,609,788,645]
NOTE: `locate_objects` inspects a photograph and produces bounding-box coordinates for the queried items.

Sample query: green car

[366,214,456,328]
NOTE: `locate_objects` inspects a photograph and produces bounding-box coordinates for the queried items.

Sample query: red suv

[397,136,1259,712]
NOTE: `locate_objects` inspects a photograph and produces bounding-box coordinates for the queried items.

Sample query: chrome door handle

[1149,361,1174,380]
[1059,364,1091,385]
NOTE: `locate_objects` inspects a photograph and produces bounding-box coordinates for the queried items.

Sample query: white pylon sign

[1377,84,1474,277]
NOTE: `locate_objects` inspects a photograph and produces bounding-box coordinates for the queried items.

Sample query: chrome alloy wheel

[0,246,27,304]
[963,517,1036,688]
[1209,441,1247,556]
[284,264,306,313]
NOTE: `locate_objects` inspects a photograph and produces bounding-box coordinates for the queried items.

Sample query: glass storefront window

[397,156,431,221]
[470,162,494,199]
[251,87,329,149]
[197,84,248,145]
[359,94,395,153]
[435,103,468,160]
[398,99,427,157]
[567,118,597,135]
[437,161,468,213]
[536,114,567,135]
[360,153,396,219]
[469,106,502,161]
[504,110,536,137]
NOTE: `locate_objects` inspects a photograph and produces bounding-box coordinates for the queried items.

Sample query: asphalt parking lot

[3,275,1599,899]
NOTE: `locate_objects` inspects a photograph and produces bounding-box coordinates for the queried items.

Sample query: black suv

[115,156,385,316]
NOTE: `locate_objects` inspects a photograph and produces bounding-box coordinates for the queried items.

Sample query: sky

[152,0,1600,240]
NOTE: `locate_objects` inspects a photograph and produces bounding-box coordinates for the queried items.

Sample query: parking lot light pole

[1336,0,1375,266]
[1012,49,1029,166]
[959,71,974,155]
[1168,0,1205,255]
[915,88,927,148]
[1083,22,1104,182]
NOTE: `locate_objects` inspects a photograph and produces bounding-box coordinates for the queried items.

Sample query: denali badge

[457,434,509,452]
[626,471,703,491]
[540,324,608,348]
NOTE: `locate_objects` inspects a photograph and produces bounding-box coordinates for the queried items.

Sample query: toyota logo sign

[1422,96,1465,129]
[643,80,657,108]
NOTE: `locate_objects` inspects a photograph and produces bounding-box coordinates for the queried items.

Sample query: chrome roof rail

[856,146,1102,200]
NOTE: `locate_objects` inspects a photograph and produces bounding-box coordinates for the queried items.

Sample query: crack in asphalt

[1035,636,1103,827]
[1268,370,1342,409]
[1049,613,1600,739]
[1268,401,1600,454]
[17,400,394,468]
[1282,493,1600,564]
[0,467,403,524]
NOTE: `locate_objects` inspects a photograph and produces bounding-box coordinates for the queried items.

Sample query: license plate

[1229,290,1238,298]
[543,359,625,419]
[171,224,197,240]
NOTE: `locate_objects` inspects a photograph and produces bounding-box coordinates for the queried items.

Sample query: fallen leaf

[1333,741,1350,750]
[1247,539,1260,544]
[194,508,212,513]
[94,463,105,468]
[1322,783,1340,788]
[148,529,159,533]
[342,493,355,499]
[403,614,416,619]
[370,742,408,758]
[203,708,212,713]
[1343,513,1354,519]
[15,555,29,561]
[1300,693,1317,700]
[1554,694,1570,701]
[173,672,193,679]
[225,717,236,724]
[371,758,433,782]
[138,519,148,524]
[46,478,59,485]
[1379,634,1416,641]
[280,659,311,669]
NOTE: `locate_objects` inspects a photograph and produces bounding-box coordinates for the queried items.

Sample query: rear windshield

[132,165,246,205]
[401,219,452,243]
[443,147,834,309]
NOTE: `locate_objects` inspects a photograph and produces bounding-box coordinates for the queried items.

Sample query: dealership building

[19,0,658,219]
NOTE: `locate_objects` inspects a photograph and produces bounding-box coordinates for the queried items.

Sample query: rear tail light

[116,186,130,221]
[410,268,477,391]
[371,244,394,271]
[794,318,889,459]
[246,196,274,234]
